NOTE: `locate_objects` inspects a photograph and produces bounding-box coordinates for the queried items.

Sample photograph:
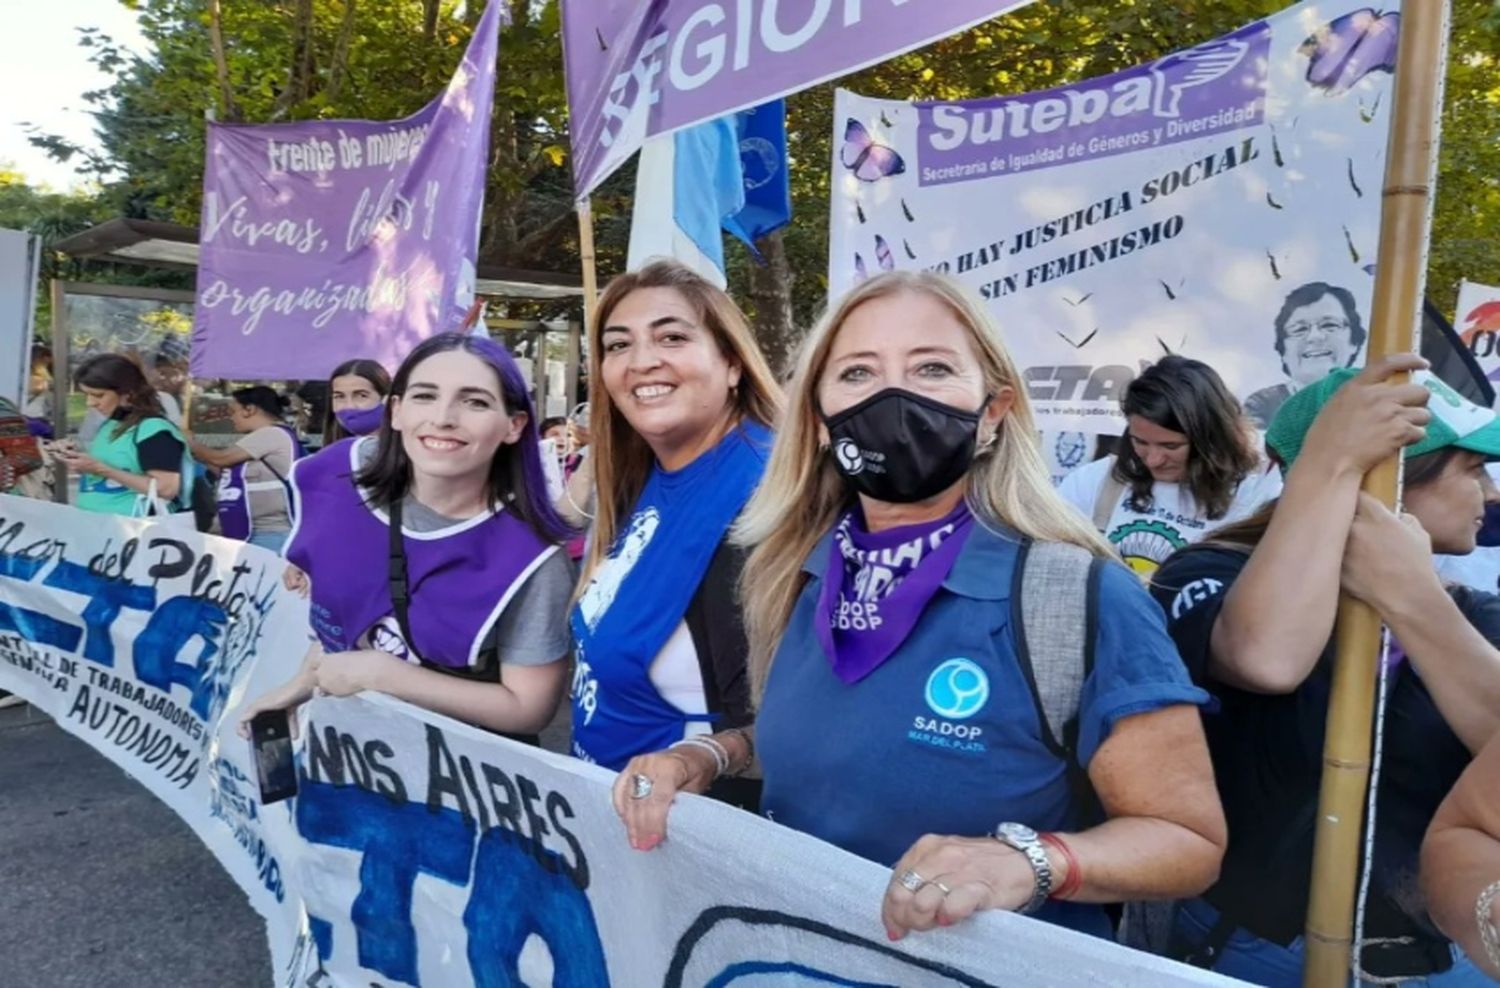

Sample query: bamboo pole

[1302,3,1451,985]
[576,198,600,327]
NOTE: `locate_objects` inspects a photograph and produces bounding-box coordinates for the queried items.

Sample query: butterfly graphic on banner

[1300,9,1400,95]
[840,119,906,182]
[854,235,896,281]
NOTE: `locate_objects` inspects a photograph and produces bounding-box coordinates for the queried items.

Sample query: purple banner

[191,1,502,380]
[562,0,1038,198]
[915,20,1270,187]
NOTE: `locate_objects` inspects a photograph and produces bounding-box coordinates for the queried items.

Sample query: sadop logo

[834,438,865,475]
[924,658,990,720]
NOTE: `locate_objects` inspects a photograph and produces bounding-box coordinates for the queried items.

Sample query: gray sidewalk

[0,701,272,988]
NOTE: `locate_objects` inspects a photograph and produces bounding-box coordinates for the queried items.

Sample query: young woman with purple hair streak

[239,333,576,739]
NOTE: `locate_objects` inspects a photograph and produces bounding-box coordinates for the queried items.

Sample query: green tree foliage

[32,0,1500,350]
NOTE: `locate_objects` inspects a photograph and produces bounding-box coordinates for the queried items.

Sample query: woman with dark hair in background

[282,359,394,591]
[190,386,304,553]
[239,333,574,738]
[322,358,391,444]
[55,353,194,518]
[1153,357,1500,985]
[1057,355,1280,579]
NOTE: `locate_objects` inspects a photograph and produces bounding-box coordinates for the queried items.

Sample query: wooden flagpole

[1302,3,1451,984]
[577,198,600,327]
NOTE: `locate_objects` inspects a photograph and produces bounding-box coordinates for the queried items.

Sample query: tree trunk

[273,0,316,118]
[422,0,441,41]
[326,0,358,105]
[206,0,242,122]
[746,230,799,377]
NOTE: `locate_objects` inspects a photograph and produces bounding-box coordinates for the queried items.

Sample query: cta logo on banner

[562,0,1040,199]
[1457,280,1500,392]
[191,1,503,381]
[830,0,1399,431]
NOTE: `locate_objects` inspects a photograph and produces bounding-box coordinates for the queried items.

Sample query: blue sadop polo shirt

[756,521,1207,936]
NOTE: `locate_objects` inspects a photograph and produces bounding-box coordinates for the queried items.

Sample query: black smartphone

[249,709,299,805]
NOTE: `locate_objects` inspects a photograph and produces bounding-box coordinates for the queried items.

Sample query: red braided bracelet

[1041,832,1082,900]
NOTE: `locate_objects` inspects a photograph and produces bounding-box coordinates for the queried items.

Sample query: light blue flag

[673,117,746,276]
[629,116,744,287]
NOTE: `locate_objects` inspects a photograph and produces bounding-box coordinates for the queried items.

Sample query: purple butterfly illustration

[841,119,906,182]
[854,253,868,281]
[1301,9,1400,96]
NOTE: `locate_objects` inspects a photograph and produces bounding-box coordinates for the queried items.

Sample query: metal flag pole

[1302,2,1452,984]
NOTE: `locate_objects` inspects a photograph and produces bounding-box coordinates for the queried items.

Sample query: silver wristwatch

[994,822,1053,914]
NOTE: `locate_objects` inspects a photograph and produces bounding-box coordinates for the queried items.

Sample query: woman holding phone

[240,333,574,738]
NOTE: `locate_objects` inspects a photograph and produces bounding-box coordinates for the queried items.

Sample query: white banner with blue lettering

[0,494,1244,986]
[287,693,1244,987]
[0,493,307,975]
[830,0,1400,432]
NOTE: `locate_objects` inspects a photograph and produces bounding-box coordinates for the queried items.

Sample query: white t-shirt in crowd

[1056,455,1283,578]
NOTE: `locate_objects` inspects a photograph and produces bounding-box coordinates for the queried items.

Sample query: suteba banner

[829,1,1401,431]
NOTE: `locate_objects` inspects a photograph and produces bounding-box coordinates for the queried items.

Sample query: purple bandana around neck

[815,501,975,685]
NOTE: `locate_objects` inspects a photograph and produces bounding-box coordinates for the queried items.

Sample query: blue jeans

[1172,898,1494,987]
[247,529,288,554]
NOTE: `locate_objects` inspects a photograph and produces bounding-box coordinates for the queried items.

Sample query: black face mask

[821,388,986,504]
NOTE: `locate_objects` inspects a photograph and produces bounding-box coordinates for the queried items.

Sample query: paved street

[0,695,574,988]
[0,701,272,988]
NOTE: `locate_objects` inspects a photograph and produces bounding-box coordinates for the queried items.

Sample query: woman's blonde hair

[577,260,783,594]
[736,270,1114,701]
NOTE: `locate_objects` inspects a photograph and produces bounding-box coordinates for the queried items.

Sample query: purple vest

[217,425,304,540]
[285,437,556,672]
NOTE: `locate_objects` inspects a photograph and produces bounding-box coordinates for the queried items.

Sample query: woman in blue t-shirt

[570,260,781,809]
[610,270,1226,941]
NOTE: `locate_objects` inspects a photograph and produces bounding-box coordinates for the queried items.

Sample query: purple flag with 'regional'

[562,0,1038,199]
[190,0,503,380]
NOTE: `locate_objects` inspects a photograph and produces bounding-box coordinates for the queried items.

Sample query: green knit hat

[1266,369,1500,468]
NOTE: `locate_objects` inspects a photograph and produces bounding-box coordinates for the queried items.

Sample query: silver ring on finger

[933,881,952,895]
[896,869,927,893]
[630,773,654,800]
